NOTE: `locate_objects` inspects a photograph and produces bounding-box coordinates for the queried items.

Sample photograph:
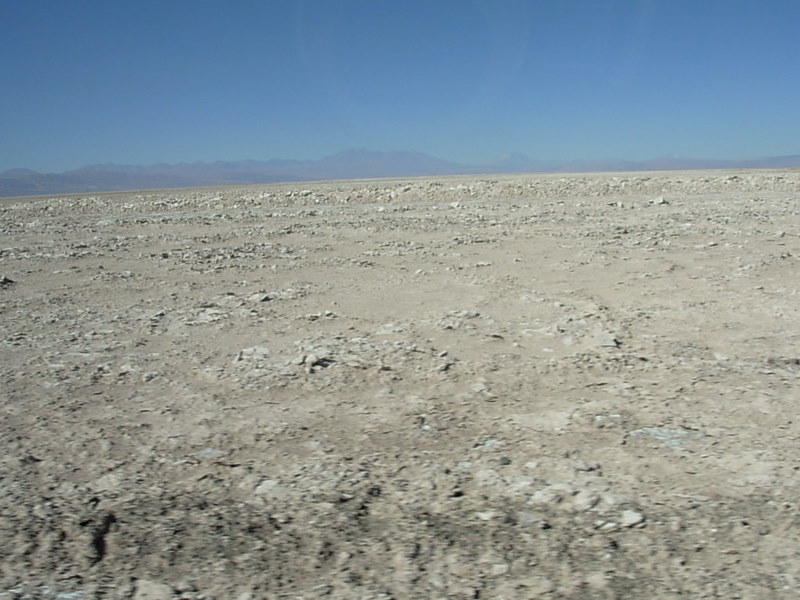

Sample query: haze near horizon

[2,0,799,173]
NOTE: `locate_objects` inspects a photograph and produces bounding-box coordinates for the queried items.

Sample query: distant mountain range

[2,149,799,197]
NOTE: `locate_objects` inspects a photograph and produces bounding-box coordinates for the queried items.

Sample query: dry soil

[1,170,799,599]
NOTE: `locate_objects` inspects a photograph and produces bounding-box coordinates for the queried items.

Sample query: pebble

[572,489,600,511]
[133,580,173,600]
[595,331,620,347]
[475,509,502,521]
[235,346,270,362]
[193,448,225,460]
[175,581,197,593]
[254,479,291,498]
[620,509,645,527]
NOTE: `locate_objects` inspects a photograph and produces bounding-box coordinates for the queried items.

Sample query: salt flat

[1,170,799,599]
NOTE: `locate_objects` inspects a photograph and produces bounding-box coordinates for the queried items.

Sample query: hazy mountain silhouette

[487,153,558,172]
[2,149,799,196]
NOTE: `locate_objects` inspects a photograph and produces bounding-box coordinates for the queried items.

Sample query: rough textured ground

[1,170,799,599]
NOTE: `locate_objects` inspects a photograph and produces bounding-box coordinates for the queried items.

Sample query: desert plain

[1,169,799,599]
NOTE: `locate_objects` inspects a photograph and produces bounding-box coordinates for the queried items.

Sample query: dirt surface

[1,170,799,599]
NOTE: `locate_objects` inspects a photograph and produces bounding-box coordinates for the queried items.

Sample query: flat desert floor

[1,170,799,599]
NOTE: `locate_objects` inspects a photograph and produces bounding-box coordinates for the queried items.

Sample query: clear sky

[2,0,799,172]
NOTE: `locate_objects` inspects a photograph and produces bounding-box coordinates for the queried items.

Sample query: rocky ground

[1,170,799,599]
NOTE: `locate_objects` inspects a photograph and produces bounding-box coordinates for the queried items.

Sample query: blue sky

[1,0,799,172]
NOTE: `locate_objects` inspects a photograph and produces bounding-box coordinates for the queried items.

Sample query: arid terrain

[1,170,799,599]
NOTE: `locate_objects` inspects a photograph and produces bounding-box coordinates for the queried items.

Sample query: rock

[510,411,571,431]
[518,576,555,595]
[572,489,600,511]
[91,472,122,493]
[134,579,174,600]
[193,448,225,460]
[585,571,610,589]
[529,483,574,507]
[254,479,291,498]
[175,581,197,593]
[517,510,545,525]
[235,346,270,362]
[474,438,501,449]
[474,468,504,487]
[248,292,272,302]
[0,275,14,287]
[595,331,619,347]
[620,509,645,527]
[627,426,704,450]
[475,509,502,521]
